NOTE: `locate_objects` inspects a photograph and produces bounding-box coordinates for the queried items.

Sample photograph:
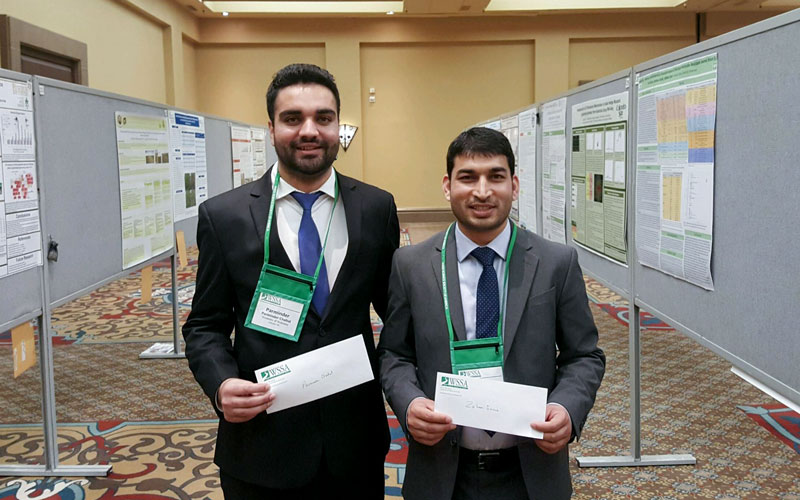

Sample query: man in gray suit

[378,127,605,500]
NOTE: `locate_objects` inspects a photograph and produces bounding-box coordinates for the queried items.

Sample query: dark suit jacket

[183,168,399,488]
[378,226,605,500]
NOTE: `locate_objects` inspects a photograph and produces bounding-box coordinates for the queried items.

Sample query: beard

[275,138,339,179]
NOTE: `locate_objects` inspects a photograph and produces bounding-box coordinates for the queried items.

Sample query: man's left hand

[531,403,572,454]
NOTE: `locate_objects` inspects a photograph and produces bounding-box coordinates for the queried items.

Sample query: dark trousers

[219,454,385,500]
[451,448,529,500]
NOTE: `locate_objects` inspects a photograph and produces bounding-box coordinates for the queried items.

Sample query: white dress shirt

[270,164,348,291]
[454,221,521,450]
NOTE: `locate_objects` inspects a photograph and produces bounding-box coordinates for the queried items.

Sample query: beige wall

[1,0,198,104]
[361,41,535,208]
[194,44,325,127]
[181,36,198,111]
[0,3,788,208]
[194,13,700,207]
[703,11,783,39]
[569,37,695,88]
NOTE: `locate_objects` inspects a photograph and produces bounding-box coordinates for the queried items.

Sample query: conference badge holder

[245,169,338,342]
[246,264,315,341]
[441,222,517,380]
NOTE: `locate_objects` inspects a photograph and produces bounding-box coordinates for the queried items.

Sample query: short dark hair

[265,63,340,122]
[446,127,516,176]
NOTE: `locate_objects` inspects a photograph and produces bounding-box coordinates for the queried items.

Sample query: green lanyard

[263,168,339,282]
[243,168,339,342]
[442,221,517,373]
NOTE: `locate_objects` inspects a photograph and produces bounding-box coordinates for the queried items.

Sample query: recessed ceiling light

[222,11,229,16]
[204,2,405,14]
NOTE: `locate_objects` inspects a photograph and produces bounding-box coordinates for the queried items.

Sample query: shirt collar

[454,220,511,263]
[270,162,337,200]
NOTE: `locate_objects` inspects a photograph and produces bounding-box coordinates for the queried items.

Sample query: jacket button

[450,439,457,447]
[319,328,327,337]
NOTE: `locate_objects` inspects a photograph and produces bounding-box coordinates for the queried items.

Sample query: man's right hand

[407,398,456,446]
[218,378,275,423]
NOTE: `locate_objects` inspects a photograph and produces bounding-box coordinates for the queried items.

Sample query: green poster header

[638,53,717,95]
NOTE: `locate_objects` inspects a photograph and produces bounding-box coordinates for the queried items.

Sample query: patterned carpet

[2,226,799,499]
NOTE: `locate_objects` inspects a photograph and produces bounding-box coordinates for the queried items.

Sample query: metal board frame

[0,72,111,478]
[0,69,43,335]
[631,9,800,409]
[34,77,174,309]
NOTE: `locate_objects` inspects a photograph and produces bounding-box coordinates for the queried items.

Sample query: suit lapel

[249,166,292,269]
[503,229,538,359]
[321,174,361,319]
[431,227,467,341]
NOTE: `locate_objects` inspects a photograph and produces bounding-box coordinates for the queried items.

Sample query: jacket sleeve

[549,247,606,440]
[377,250,426,433]
[182,201,241,415]
[370,194,400,321]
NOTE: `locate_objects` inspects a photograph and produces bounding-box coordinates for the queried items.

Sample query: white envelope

[434,372,547,439]
[255,335,374,414]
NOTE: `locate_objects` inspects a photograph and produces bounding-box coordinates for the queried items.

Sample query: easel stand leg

[577,304,696,468]
[0,317,111,477]
[139,253,185,360]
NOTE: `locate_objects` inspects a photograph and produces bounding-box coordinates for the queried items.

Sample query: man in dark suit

[183,63,398,498]
[378,127,605,499]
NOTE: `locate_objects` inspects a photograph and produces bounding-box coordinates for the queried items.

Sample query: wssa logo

[261,293,282,306]
[260,364,291,381]
[441,375,469,389]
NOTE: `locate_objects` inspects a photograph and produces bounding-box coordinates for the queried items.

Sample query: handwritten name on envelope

[434,372,547,439]
[255,335,374,414]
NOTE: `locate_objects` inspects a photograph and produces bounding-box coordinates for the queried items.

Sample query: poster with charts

[517,107,537,233]
[168,111,207,222]
[231,125,253,188]
[251,127,269,180]
[541,98,567,245]
[635,53,716,290]
[570,91,628,265]
[115,112,174,270]
[0,78,41,279]
[500,115,520,222]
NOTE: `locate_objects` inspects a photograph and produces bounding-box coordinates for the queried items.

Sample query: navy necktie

[291,191,329,315]
[471,247,499,339]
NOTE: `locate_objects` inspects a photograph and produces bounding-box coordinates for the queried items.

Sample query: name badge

[250,292,305,339]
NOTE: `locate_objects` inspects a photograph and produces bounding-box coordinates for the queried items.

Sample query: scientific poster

[115,112,174,270]
[231,125,253,188]
[251,127,269,180]
[0,78,41,278]
[500,115,520,221]
[635,53,717,290]
[517,107,537,233]
[485,120,502,131]
[541,98,567,245]
[168,111,207,221]
[570,91,628,265]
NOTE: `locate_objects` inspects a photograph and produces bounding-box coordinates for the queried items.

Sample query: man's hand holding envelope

[433,372,556,443]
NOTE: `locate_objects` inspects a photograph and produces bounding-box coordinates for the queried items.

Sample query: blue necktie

[291,191,329,315]
[472,246,499,437]
[471,247,499,339]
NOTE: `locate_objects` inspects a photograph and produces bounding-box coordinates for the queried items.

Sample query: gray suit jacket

[378,226,605,500]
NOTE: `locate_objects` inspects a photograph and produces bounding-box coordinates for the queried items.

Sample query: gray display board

[34,78,174,308]
[632,11,800,405]
[0,70,43,331]
[564,70,633,297]
[175,117,275,248]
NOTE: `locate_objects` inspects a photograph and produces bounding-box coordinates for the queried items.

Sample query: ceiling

[172,0,800,17]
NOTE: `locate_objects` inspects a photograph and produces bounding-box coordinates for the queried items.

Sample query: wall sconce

[339,123,358,151]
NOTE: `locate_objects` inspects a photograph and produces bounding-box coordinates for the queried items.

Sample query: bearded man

[183,63,399,499]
